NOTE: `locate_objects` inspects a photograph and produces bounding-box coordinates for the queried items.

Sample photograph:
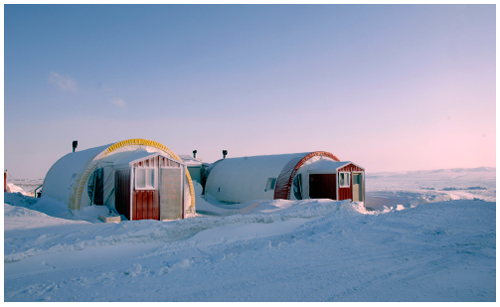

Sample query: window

[265,178,277,191]
[339,172,350,188]
[87,168,104,205]
[135,168,155,190]
[293,174,302,200]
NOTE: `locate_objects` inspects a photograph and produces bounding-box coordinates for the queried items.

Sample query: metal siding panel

[350,172,353,199]
[160,168,183,220]
[333,174,337,200]
[129,169,134,220]
[339,188,345,200]
[133,191,138,220]
[329,174,336,200]
[275,156,303,199]
[93,168,104,205]
[153,190,159,220]
[129,178,137,221]
[142,191,148,219]
[337,164,361,201]
[133,190,161,220]
[115,169,131,220]
[136,191,142,220]
[339,187,352,201]
[131,190,136,220]
[148,191,153,219]
[338,163,364,173]
[309,174,317,198]
[114,171,121,216]
[125,170,131,220]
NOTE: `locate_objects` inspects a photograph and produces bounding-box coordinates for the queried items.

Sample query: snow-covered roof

[112,150,185,167]
[42,143,112,208]
[205,152,343,203]
[307,160,352,174]
[178,155,203,166]
[42,139,195,211]
[205,153,309,203]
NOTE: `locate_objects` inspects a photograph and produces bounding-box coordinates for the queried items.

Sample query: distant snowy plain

[3,168,496,301]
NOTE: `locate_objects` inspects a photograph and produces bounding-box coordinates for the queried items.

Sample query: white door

[352,173,363,202]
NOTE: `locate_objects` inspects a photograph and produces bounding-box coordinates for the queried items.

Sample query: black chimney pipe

[222,150,228,159]
[72,140,78,152]
[193,150,197,159]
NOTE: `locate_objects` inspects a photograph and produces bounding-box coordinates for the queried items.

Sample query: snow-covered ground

[5,178,43,196]
[3,168,496,301]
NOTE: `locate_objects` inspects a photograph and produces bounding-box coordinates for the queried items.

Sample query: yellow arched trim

[103,138,195,211]
[103,139,180,161]
[72,138,196,212]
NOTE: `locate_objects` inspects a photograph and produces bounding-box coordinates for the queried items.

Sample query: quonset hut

[204,151,364,204]
[42,139,195,221]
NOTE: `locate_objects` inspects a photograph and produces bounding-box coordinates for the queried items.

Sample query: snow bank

[5,183,32,196]
[3,167,496,301]
[4,204,89,231]
[3,196,355,264]
[4,198,495,301]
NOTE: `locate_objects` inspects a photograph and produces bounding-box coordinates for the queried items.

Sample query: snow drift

[3,167,496,302]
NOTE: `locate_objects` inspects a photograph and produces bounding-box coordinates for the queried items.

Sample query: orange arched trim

[274,151,340,200]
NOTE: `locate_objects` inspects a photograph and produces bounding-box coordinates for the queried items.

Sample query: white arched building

[205,151,364,204]
[42,139,195,221]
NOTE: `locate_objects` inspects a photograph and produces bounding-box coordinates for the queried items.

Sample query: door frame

[351,172,364,202]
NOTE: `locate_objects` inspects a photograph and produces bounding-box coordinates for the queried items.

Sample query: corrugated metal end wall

[115,169,131,220]
[337,163,364,201]
[338,164,364,173]
[274,151,341,200]
[132,156,181,221]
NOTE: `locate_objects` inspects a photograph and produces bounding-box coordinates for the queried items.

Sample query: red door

[309,174,336,200]
[132,190,159,220]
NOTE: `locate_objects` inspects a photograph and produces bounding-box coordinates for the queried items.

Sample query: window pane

[339,173,345,186]
[136,169,146,189]
[136,168,155,189]
[145,169,154,189]
[293,174,302,200]
[266,178,276,190]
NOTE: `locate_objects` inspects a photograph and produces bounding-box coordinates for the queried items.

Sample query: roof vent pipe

[72,140,78,153]
[222,150,228,159]
[193,150,197,159]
